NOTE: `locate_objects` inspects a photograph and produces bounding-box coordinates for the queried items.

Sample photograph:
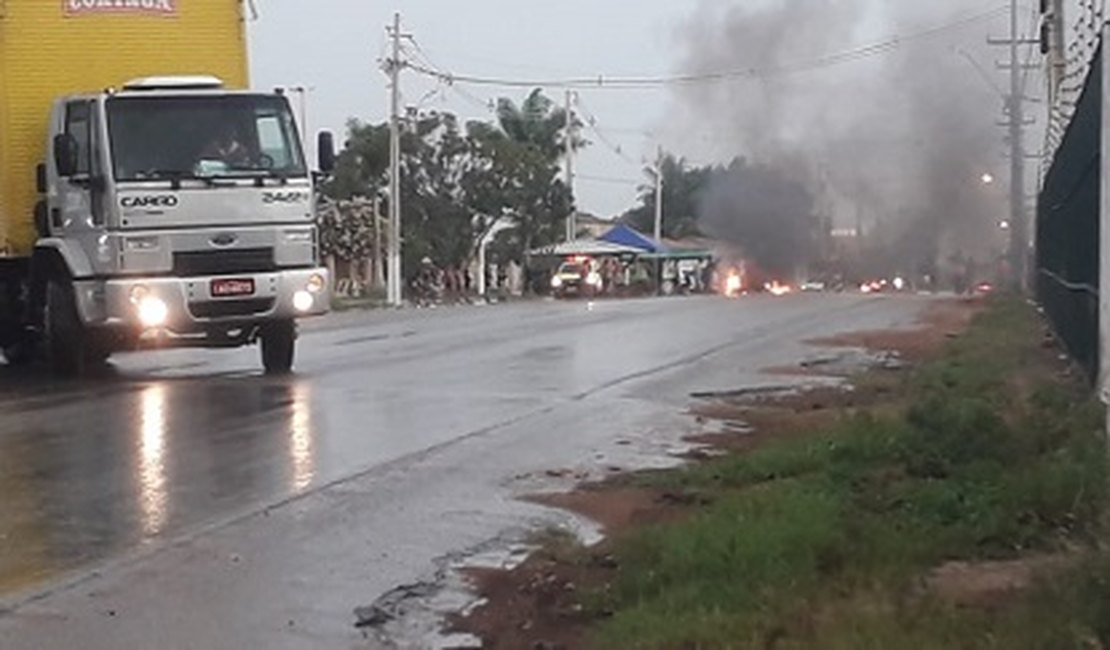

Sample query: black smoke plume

[673,0,1015,280]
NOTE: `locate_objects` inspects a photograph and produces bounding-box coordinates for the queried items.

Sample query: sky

[248,0,1034,240]
[249,0,702,219]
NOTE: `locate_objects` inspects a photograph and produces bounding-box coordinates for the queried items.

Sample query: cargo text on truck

[0,0,337,375]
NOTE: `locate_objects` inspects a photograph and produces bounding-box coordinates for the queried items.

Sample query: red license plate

[211,278,255,297]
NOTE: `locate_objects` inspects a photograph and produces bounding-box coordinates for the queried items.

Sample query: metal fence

[1037,45,1101,383]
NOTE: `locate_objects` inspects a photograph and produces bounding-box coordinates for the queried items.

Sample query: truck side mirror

[317,131,336,174]
[53,134,79,177]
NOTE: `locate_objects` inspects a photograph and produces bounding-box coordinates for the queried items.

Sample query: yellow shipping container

[0,0,249,256]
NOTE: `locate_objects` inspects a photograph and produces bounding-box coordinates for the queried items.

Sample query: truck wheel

[44,279,86,377]
[260,320,296,375]
[85,340,113,366]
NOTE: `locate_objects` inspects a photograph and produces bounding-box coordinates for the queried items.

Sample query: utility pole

[564,90,577,242]
[653,146,664,295]
[372,195,384,291]
[989,0,1034,291]
[1008,0,1027,291]
[1098,19,1110,422]
[653,146,663,244]
[386,12,405,307]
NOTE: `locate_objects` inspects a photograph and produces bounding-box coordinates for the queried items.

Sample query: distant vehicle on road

[765,281,794,297]
[975,281,995,295]
[860,276,911,294]
[860,279,889,294]
[551,260,602,298]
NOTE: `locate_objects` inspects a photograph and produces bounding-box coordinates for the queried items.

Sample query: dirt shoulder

[452,297,1106,650]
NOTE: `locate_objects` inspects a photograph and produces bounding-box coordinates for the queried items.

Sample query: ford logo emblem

[210,233,238,247]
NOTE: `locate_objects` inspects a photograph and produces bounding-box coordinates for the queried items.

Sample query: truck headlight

[137,297,169,328]
[130,285,168,328]
[586,272,602,287]
[551,276,563,288]
[293,291,314,313]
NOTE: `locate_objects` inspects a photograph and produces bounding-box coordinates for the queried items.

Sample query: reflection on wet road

[138,385,169,537]
[0,295,918,602]
[0,372,322,596]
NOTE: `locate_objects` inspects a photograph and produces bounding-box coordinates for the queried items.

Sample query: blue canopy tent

[600,225,716,296]
[599,225,668,254]
[529,239,644,258]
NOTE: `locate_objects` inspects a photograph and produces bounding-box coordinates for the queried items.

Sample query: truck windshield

[107,95,306,182]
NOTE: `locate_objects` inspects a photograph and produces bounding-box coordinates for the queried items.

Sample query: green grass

[586,297,1109,649]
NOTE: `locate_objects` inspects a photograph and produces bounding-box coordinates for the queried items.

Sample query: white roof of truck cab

[122,76,225,91]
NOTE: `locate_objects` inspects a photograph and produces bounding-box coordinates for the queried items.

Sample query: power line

[405,5,1010,90]
[578,174,644,186]
[1018,1,1042,96]
[447,84,496,114]
[574,95,642,166]
[402,40,499,116]
[958,47,1007,97]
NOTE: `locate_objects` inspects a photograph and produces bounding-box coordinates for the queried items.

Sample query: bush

[902,396,1016,478]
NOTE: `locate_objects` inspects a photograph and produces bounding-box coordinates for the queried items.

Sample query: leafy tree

[398,112,480,277]
[495,89,570,163]
[318,90,578,286]
[468,118,571,260]
[622,153,708,240]
[324,120,390,200]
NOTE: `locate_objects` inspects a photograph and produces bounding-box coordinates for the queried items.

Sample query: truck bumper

[72,268,330,341]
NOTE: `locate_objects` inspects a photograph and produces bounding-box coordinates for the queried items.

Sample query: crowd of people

[409,257,528,306]
[405,253,718,305]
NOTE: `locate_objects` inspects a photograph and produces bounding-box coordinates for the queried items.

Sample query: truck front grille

[173,248,276,277]
[189,298,276,319]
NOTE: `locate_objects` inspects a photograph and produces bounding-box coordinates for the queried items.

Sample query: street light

[981,173,995,185]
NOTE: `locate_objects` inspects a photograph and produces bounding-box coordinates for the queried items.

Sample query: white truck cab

[23,76,336,375]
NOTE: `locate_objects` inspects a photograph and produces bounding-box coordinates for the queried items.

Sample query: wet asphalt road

[0,294,929,648]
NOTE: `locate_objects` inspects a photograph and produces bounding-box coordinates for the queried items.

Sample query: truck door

[53,100,108,235]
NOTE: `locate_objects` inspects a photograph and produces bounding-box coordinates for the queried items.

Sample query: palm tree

[495,89,569,164]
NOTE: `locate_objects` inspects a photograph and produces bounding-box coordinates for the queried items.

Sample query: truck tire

[44,279,86,377]
[260,320,296,375]
[85,340,112,366]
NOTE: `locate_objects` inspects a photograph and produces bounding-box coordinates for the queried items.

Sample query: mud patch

[685,379,903,456]
[764,349,906,378]
[450,487,707,649]
[354,532,546,649]
[453,543,615,650]
[809,297,981,362]
[924,555,1076,609]
[530,486,704,537]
